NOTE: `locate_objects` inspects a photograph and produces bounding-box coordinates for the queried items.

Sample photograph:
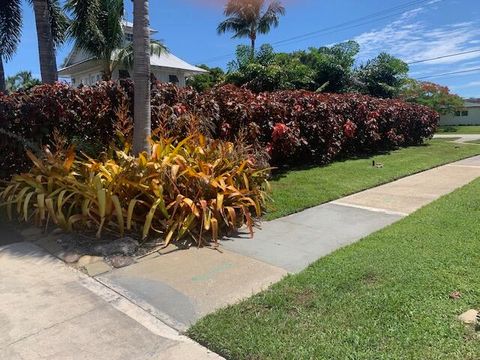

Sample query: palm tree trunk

[250,34,256,59]
[132,0,151,155]
[0,57,5,93]
[32,0,58,84]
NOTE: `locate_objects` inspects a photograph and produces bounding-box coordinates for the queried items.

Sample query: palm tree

[6,70,41,92]
[0,0,67,90]
[217,0,285,58]
[32,0,59,83]
[67,0,165,80]
[132,0,151,155]
[0,0,23,92]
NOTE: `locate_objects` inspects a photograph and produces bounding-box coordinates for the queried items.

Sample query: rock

[51,228,65,235]
[449,291,462,300]
[84,261,111,276]
[77,255,104,268]
[62,252,82,264]
[91,237,139,257]
[458,309,479,325]
[108,255,135,269]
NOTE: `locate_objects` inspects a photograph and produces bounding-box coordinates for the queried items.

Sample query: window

[124,33,133,42]
[119,70,130,79]
[462,111,469,117]
[455,111,461,116]
[71,78,76,86]
[168,75,179,84]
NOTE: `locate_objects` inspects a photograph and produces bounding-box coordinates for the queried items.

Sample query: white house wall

[67,65,104,86]
[440,107,480,125]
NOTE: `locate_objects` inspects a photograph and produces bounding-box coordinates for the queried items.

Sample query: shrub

[207,86,439,165]
[0,133,269,245]
[0,81,438,178]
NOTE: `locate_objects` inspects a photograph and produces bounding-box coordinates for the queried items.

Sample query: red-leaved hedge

[0,81,438,178]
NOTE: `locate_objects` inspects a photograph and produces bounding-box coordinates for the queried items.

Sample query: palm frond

[47,0,69,46]
[219,0,285,41]
[0,0,23,60]
[217,17,250,38]
[65,0,105,57]
[114,40,167,70]
[258,1,285,34]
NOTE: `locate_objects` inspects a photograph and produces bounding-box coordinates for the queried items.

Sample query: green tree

[6,71,41,92]
[132,0,152,155]
[226,44,286,92]
[297,41,360,92]
[0,0,22,92]
[400,79,464,114]
[66,0,165,80]
[217,0,285,58]
[186,65,225,92]
[353,53,409,98]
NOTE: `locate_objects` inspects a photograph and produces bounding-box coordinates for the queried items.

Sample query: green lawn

[437,125,480,134]
[266,139,480,220]
[189,178,480,360]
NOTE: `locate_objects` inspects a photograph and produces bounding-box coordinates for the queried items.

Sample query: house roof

[58,51,208,77]
[150,52,208,75]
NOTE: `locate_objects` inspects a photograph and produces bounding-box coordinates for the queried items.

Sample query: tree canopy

[400,79,464,114]
[218,0,285,57]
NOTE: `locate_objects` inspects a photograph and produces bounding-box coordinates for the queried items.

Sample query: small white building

[59,21,207,87]
[440,99,480,125]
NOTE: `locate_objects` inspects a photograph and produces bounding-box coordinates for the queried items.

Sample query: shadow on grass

[270,143,430,181]
[439,126,460,133]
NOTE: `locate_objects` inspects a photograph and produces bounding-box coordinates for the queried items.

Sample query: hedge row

[0,81,438,178]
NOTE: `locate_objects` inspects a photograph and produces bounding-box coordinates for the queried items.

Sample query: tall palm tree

[67,0,165,80]
[0,0,67,90]
[0,0,23,92]
[132,0,151,155]
[32,0,59,83]
[217,0,285,58]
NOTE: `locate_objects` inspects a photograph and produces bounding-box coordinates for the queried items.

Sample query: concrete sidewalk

[2,155,480,359]
[98,155,480,330]
[0,242,222,360]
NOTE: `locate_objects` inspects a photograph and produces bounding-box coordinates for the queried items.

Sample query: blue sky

[5,0,480,97]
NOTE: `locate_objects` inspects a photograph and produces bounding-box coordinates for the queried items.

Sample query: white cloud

[353,9,480,66]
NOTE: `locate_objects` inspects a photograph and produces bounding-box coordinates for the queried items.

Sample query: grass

[266,139,480,220]
[437,125,480,134]
[189,178,480,360]
[466,139,480,145]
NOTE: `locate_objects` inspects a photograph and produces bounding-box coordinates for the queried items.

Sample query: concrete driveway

[0,242,222,360]
[434,134,480,143]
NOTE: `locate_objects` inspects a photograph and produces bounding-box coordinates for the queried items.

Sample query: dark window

[455,111,462,116]
[169,75,179,84]
[119,70,130,79]
[124,33,133,42]
[462,111,469,116]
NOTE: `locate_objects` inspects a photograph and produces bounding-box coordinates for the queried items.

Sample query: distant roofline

[121,19,158,34]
